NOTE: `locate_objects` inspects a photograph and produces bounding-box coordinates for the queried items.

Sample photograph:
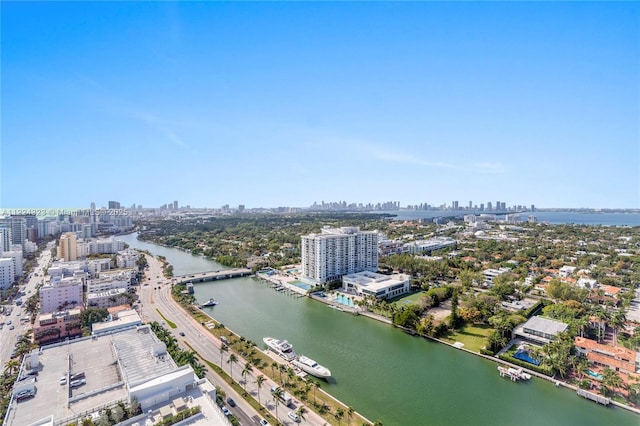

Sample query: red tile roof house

[574,336,638,375]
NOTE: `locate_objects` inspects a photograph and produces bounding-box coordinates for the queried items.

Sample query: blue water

[587,370,604,380]
[514,350,541,366]
[373,210,640,226]
[334,294,355,307]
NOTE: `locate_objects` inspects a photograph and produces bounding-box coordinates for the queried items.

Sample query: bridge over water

[175,268,253,284]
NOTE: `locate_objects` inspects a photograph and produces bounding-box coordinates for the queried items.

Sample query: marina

[497,366,532,382]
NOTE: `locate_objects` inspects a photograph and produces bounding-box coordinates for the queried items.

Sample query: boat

[292,355,332,379]
[201,298,217,307]
[263,337,297,361]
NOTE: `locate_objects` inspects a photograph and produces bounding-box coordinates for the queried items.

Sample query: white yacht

[263,337,297,361]
[292,355,332,379]
[201,298,217,307]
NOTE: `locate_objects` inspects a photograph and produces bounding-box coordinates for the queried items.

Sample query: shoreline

[138,244,640,419]
[254,271,640,416]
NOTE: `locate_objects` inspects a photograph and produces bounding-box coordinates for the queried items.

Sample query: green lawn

[443,324,494,353]
[390,291,426,307]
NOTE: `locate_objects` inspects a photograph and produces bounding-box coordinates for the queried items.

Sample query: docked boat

[263,337,297,361]
[292,355,331,379]
[201,298,217,307]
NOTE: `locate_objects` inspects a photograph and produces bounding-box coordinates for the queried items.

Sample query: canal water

[118,233,639,425]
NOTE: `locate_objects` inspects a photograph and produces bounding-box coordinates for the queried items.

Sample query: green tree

[255,375,266,407]
[601,368,623,397]
[227,353,238,377]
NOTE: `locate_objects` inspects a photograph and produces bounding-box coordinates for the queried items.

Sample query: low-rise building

[39,277,84,314]
[482,267,511,287]
[404,237,457,255]
[574,337,638,374]
[342,271,410,299]
[92,309,142,335]
[86,288,132,309]
[33,308,83,345]
[513,316,568,345]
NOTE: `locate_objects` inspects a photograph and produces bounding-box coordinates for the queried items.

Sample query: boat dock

[577,389,610,405]
[498,366,531,381]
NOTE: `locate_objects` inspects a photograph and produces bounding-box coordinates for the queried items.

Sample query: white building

[117,248,140,268]
[0,257,15,290]
[2,249,23,279]
[342,271,410,299]
[404,237,457,255]
[559,266,577,278]
[39,277,84,313]
[86,288,130,309]
[301,226,378,285]
[92,309,143,335]
[482,267,511,287]
[85,237,126,255]
[87,272,132,294]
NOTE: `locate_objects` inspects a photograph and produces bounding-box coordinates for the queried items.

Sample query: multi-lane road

[0,243,54,367]
[137,254,329,426]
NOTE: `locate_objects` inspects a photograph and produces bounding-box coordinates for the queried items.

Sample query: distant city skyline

[2,2,638,209]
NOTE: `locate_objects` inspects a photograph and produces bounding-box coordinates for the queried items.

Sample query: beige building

[57,232,78,261]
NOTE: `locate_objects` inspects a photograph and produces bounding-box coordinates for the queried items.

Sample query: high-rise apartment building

[108,201,121,209]
[57,232,78,261]
[0,217,27,246]
[301,226,378,285]
[0,257,15,290]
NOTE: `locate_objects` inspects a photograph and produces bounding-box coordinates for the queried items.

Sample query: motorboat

[201,298,217,307]
[263,337,297,361]
[292,355,331,379]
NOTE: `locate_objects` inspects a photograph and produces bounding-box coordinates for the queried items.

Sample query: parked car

[179,332,185,337]
[16,390,35,402]
[70,378,86,388]
[226,397,236,407]
[221,406,231,416]
[259,419,270,426]
[59,376,67,385]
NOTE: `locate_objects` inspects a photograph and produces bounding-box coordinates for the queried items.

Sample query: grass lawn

[390,291,426,307]
[443,324,494,353]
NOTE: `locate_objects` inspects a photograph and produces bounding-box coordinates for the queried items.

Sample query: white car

[221,406,230,416]
[259,419,270,426]
[287,412,300,423]
[59,376,67,385]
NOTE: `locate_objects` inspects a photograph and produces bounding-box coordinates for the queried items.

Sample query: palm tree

[334,407,345,425]
[309,381,318,405]
[255,375,266,407]
[575,357,589,379]
[610,311,626,346]
[346,406,354,425]
[219,344,228,366]
[272,386,283,419]
[296,406,307,423]
[270,361,278,378]
[227,353,238,377]
[278,364,286,385]
[3,359,20,377]
[241,362,253,390]
[602,368,623,397]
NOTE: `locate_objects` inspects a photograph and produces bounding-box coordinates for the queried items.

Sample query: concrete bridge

[175,268,253,284]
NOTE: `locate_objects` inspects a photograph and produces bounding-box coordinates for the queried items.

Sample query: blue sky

[2,2,638,209]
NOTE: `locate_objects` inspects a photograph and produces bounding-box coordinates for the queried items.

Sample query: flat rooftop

[5,326,177,426]
[343,271,409,291]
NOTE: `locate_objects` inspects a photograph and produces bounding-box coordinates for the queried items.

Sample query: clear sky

[2,1,638,209]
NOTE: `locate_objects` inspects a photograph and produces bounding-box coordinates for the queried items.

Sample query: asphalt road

[136,254,326,426]
[0,243,54,367]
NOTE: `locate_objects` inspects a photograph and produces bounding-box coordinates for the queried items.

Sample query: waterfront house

[513,316,568,345]
[574,337,638,374]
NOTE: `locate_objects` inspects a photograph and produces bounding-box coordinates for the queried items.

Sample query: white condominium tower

[301,226,378,285]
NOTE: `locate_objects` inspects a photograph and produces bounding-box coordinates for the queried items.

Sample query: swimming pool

[587,370,603,380]
[334,294,355,307]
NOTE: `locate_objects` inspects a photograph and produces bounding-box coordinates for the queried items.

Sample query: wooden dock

[577,389,610,405]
